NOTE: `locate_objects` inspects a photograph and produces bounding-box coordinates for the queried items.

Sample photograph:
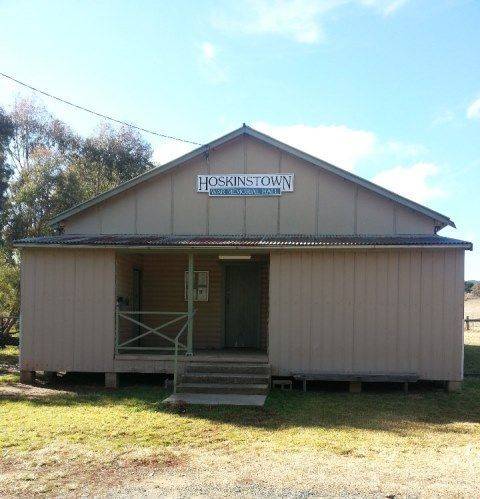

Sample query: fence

[465,316,480,331]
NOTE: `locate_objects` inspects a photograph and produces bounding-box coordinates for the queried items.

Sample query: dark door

[132,268,142,337]
[225,264,261,348]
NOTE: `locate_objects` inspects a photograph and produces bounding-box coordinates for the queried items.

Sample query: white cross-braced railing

[115,309,197,393]
[115,310,192,353]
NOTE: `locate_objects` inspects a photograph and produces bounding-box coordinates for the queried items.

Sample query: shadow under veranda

[1,370,480,435]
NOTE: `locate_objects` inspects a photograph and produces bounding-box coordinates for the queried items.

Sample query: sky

[0,0,479,277]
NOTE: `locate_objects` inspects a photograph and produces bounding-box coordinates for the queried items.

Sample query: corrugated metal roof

[14,234,473,249]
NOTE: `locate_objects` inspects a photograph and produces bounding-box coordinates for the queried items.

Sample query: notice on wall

[197,173,294,196]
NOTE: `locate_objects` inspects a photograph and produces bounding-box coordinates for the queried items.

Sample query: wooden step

[176,382,269,395]
[185,362,271,375]
[181,372,270,385]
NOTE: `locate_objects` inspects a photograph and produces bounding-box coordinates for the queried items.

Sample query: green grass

[1,338,480,495]
[0,344,19,366]
[465,331,480,374]
[0,344,19,384]
[2,382,480,452]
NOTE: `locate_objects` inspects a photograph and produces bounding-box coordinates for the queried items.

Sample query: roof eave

[14,243,473,251]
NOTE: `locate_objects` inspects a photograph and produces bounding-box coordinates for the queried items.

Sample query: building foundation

[20,370,36,384]
[349,381,362,393]
[447,381,462,392]
[105,372,119,388]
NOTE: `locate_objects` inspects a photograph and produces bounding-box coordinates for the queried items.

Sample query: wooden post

[447,381,462,392]
[187,253,194,355]
[105,372,119,389]
[349,381,362,393]
[466,316,470,331]
[20,370,35,384]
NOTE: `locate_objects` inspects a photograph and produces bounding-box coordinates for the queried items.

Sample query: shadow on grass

[3,339,480,433]
[2,371,480,434]
[465,344,480,375]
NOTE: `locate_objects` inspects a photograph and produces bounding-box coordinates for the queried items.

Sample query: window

[184,271,209,302]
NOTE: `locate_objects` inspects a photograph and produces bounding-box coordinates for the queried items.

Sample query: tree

[1,99,153,250]
[472,283,480,298]
[0,98,155,342]
[66,124,153,202]
[3,148,66,244]
[1,99,78,253]
[465,280,480,293]
[7,98,78,173]
[0,248,19,345]
[0,107,15,214]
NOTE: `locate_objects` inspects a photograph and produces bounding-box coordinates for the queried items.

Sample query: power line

[0,71,202,146]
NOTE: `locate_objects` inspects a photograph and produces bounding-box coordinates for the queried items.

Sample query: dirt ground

[2,377,480,498]
[105,446,480,498]
[2,324,480,497]
[464,296,480,318]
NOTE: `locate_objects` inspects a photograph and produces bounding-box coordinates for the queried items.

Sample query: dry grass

[1,343,480,496]
[464,297,480,373]
[465,296,480,318]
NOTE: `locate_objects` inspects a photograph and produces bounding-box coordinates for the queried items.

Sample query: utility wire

[0,71,202,146]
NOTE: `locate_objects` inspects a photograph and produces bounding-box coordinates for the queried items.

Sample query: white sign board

[197,173,294,197]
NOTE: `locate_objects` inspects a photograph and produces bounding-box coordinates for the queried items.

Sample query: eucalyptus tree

[2,98,153,251]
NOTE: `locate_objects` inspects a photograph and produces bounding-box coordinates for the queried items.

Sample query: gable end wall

[63,135,438,236]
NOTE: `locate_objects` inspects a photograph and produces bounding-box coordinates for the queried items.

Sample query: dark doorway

[224,263,261,348]
[132,268,142,337]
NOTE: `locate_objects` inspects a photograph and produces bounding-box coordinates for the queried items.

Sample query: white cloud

[377,139,428,159]
[231,0,341,44]
[432,109,455,126]
[253,121,376,171]
[371,162,445,204]
[213,0,409,44]
[360,0,409,16]
[467,97,480,120]
[151,140,196,166]
[201,42,216,61]
[198,41,227,83]
[382,0,409,16]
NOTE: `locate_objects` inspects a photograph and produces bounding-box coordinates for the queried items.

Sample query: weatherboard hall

[15,125,471,394]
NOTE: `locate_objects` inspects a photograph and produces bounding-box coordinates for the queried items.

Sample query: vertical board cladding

[140,254,222,349]
[116,252,269,351]
[269,248,464,380]
[245,136,281,234]
[20,248,115,372]
[208,137,246,234]
[63,134,438,237]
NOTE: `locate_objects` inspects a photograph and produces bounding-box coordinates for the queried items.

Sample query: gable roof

[49,124,455,228]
